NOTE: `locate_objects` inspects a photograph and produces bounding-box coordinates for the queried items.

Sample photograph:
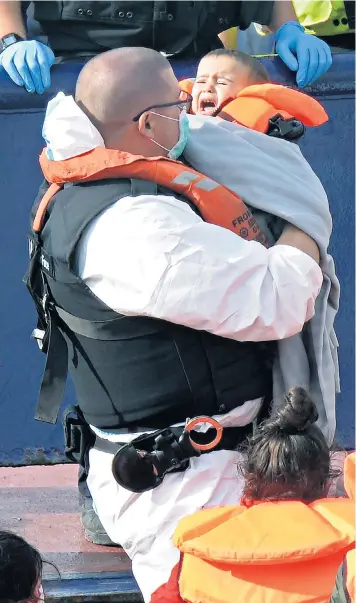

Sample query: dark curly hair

[242,387,338,503]
[0,531,43,603]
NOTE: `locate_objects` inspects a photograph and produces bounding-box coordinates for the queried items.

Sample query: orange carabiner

[185,416,223,452]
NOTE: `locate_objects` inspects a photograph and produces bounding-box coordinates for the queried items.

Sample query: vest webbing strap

[55,306,128,340]
[35,314,69,424]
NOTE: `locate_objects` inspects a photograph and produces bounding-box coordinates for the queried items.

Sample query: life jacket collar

[36,146,271,247]
[174,498,356,565]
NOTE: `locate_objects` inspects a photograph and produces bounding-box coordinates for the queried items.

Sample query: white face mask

[149,109,190,159]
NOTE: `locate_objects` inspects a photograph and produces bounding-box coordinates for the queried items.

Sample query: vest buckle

[31,328,46,351]
[267,114,306,142]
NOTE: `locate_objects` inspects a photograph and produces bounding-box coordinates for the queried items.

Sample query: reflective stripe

[171,171,199,186]
[195,178,219,192]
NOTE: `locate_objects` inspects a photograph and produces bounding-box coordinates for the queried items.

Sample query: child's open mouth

[199,95,219,116]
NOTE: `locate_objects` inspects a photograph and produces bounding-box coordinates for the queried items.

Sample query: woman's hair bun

[274,387,319,434]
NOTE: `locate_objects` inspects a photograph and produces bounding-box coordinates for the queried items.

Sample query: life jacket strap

[266,114,306,142]
[34,311,69,424]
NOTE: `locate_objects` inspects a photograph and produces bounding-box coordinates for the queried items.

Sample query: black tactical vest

[26,178,274,430]
[31,1,274,56]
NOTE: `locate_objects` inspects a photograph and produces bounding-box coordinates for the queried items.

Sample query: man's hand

[0,0,54,93]
[276,223,320,265]
[269,1,332,88]
[0,40,54,94]
[275,21,332,88]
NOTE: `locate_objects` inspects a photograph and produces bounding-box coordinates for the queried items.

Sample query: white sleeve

[76,193,323,342]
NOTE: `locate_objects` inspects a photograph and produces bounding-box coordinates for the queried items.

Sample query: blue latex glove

[275,21,332,88]
[0,40,54,94]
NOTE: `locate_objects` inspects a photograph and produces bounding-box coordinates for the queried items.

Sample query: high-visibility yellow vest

[293,1,354,36]
[219,27,238,49]
[254,1,354,38]
[223,1,354,51]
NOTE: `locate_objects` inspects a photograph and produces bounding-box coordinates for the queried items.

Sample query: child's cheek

[217,89,229,107]
[191,87,199,114]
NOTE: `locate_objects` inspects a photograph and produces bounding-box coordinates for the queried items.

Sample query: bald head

[75,47,178,144]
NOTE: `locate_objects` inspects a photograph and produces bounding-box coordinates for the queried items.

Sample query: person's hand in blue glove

[0,40,54,94]
[275,21,332,88]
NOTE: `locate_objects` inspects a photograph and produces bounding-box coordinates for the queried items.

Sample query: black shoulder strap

[130,178,158,197]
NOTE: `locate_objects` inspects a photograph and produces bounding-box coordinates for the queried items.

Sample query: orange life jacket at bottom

[36,147,270,247]
[158,452,355,603]
[179,80,329,134]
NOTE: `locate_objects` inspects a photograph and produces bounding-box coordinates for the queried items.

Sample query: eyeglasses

[132,92,192,122]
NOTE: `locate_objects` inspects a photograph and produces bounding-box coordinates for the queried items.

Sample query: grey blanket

[184,115,340,442]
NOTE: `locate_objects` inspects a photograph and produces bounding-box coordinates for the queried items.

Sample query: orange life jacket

[36,147,270,247]
[179,80,328,134]
[165,452,356,603]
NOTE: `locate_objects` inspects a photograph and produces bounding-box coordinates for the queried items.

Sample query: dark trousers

[63,405,95,502]
[78,462,92,499]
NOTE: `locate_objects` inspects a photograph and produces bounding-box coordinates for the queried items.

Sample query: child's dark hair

[204,48,270,84]
[0,531,43,603]
[242,387,337,503]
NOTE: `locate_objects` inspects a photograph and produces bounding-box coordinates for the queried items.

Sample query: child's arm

[276,223,320,265]
[268,1,299,32]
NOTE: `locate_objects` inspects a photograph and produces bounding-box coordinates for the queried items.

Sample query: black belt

[94,423,253,455]
[93,422,253,493]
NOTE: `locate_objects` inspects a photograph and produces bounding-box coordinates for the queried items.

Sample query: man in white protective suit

[27,47,338,603]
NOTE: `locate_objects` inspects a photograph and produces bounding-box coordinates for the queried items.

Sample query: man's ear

[138,112,154,139]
